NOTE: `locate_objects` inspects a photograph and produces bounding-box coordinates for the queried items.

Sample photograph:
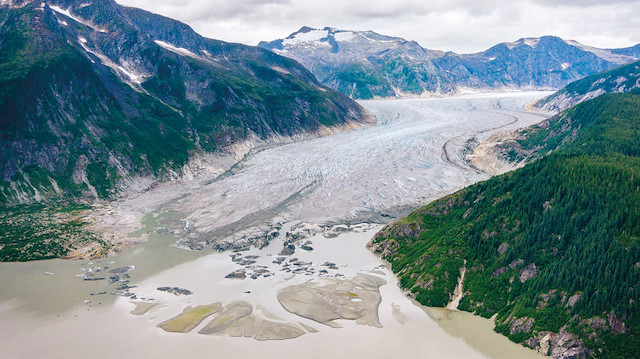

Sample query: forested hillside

[370,93,640,358]
[0,1,372,204]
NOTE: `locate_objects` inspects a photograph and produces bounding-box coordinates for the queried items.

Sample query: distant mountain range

[260,27,640,99]
[0,1,373,203]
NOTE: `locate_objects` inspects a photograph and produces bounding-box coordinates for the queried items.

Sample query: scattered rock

[225,270,247,280]
[608,311,628,334]
[109,266,135,274]
[157,287,193,296]
[584,317,607,331]
[550,329,590,359]
[497,242,509,255]
[565,293,580,308]
[510,316,535,334]
[492,267,508,277]
[519,263,537,283]
[280,240,295,256]
[509,259,524,269]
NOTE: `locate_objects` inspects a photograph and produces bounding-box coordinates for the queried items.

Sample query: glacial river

[0,92,551,359]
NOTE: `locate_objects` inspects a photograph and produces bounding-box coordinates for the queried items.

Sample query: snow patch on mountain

[614,76,628,85]
[154,40,199,59]
[524,38,540,48]
[117,65,143,84]
[78,41,146,86]
[334,31,355,42]
[283,29,329,45]
[49,4,108,33]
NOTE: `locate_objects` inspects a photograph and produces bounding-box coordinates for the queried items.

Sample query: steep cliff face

[261,28,639,99]
[0,1,374,203]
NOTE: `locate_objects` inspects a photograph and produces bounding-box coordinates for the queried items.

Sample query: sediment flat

[158,303,222,333]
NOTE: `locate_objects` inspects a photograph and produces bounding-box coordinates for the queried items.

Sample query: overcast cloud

[116,0,640,53]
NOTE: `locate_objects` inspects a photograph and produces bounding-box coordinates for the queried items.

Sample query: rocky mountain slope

[0,1,373,204]
[260,26,456,99]
[260,27,640,99]
[369,91,640,358]
[531,59,640,114]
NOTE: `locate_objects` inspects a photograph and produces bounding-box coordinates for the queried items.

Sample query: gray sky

[116,0,640,53]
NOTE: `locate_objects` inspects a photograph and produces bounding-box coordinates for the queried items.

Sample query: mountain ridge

[260,27,640,99]
[0,1,374,204]
[531,59,640,114]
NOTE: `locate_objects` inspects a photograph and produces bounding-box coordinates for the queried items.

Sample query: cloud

[116,0,640,53]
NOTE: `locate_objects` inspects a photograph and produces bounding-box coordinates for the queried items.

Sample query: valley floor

[0,92,552,359]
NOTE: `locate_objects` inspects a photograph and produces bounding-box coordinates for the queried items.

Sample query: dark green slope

[0,4,194,201]
[370,93,640,358]
[0,0,372,204]
[0,0,373,261]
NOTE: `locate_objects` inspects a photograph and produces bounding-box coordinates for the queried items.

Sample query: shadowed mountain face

[260,27,639,99]
[0,1,373,203]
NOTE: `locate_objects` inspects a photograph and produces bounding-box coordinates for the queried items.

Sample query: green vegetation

[0,202,108,261]
[381,57,425,95]
[0,3,368,206]
[330,63,395,99]
[0,3,371,262]
[372,93,640,358]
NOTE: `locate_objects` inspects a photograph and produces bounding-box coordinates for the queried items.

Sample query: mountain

[260,28,640,99]
[369,92,640,358]
[531,59,640,114]
[0,1,373,204]
[259,26,456,99]
[438,36,638,90]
